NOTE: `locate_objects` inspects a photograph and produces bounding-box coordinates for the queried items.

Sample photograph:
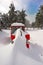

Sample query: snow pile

[0,29,43,65]
[10,29,43,65]
[0,30,11,45]
[0,43,13,65]
[11,22,25,26]
[27,30,43,47]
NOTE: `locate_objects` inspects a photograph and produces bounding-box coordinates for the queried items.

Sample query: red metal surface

[11,34,15,40]
[11,26,25,28]
[25,34,30,40]
[26,43,30,48]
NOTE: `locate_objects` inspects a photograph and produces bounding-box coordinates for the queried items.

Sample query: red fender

[26,43,30,48]
[11,34,15,40]
[25,34,30,40]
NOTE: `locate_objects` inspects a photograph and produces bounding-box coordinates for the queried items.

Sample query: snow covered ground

[0,29,11,45]
[0,29,43,65]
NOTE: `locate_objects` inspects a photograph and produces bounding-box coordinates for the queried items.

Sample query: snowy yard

[0,29,43,65]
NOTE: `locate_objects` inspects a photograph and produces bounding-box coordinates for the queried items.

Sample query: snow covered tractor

[10,22,30,48]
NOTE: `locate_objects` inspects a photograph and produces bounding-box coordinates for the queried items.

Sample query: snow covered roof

[11,22,25,26]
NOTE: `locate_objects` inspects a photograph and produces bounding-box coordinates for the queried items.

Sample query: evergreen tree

[8,3,17,24]
[0,3,27,29]
[35,5,43,28]
[18,9,26,24]
[1,13,9,28]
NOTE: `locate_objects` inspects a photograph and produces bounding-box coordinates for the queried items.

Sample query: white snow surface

[0,29,11,45]
[0,29,43,65]
[11,22,25,26]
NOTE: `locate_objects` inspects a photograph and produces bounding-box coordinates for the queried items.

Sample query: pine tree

[18,9,26,24]
[35,5,43,28]
[8,3,17,24]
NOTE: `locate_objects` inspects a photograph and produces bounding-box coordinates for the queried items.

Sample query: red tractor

[10,22,30,48]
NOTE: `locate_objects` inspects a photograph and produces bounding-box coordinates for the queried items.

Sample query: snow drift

[0,29,43,65]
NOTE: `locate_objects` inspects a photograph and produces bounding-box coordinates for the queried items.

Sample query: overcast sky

[0,0,43,23]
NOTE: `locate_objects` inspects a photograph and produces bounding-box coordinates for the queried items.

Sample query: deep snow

[0,29,43,65]
[0,29,11,45]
